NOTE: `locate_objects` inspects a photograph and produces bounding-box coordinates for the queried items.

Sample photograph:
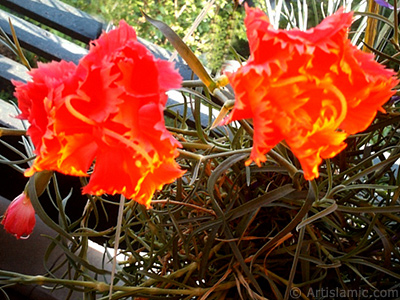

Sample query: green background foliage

[61,0,248,71]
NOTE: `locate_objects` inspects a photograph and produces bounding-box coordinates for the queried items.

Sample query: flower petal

[374,0,399,10]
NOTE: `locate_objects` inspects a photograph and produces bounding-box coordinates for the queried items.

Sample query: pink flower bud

[1,193,36,239]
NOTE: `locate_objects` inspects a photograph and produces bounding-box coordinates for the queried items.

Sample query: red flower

[14,60,80,174]
[224,6,398,180]
[14,21,184,208]
[1,193,35,239]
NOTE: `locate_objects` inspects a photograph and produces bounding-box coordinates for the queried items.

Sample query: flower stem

[0,270,237,296]
[394,1,399,48]
[180,142,228,152]
[24,170,53,197]
[182,79,206,88]
[212,88,229,103]
[177,149,204,161]
[166,126,198,136]
[203,148,251,160]
[109,194,126,299]
[0,128,26,137]
[267,149,298,178]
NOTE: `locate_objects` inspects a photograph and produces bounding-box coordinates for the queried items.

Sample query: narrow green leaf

[362,42,400,65]
[207,153,248,198]
[337,205,400,213]
[296,201,337,231]
[335,184,398,192]
[42,234,110,276]
[206,153,263,295]
[226,184,296,221]
[8,18,31,70]
[344,262,379,290]
[27,173,76,244]
[342,152,400,185]
[210,100,235,129]
[0,26,18,56]
[138,270,192,289]
[354,12,394,30]
[251,180,317,265]
[284,213,306,300]
[142,11,217,92]
[346,258,400,280]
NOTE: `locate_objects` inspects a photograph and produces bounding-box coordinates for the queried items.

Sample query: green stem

[212,88,229,104]
[0,270,237,297]
[166,126,198,137]
[238,120,254,137]
[24,170,53,197]
[180,142,228,152]
[109,195,126,299]
[177,149,204,161]
[139,262,198,287]
[394,1,399,47]
[0,128,26,137]
[306,225,336,263]
[267,149,299,178]
[178,148,252,161]
[203,148,251,160]
[182,80,206,88]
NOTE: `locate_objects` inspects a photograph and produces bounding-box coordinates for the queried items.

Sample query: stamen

[103,128,153,165]
[65,98,97,126]
[272,75,308,88]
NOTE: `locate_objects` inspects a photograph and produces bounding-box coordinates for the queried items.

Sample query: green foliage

[205,2,244,72]
[61,0,247,70]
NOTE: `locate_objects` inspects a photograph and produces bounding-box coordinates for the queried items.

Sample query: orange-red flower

[1,193,35,239]
[14,60,80,173]
[14,21,184,208]
[223,6,398,180]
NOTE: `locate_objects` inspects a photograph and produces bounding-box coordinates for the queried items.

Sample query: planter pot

[0,195,113,299]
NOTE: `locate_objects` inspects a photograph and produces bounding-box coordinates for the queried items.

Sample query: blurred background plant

[62,0,248,65]
[1,0,400,299]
